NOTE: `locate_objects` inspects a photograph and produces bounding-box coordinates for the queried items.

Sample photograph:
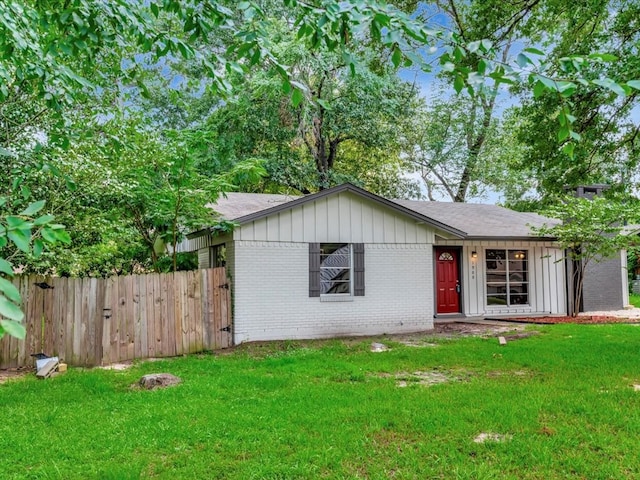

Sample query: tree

[1,0,638,340]
[532,195,640,317]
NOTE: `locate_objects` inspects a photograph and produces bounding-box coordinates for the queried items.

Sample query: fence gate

[0,268,232,369]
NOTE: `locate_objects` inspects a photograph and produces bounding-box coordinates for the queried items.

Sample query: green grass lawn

[629,293,640,308]
[3,324,640,479]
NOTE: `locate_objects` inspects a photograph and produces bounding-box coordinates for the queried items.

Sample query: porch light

[471,251,478,258]
[514,251,525,259]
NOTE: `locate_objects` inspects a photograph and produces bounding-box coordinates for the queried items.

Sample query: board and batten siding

[232,241,434,343]
[437,240,567,316]
[236,191,435,244]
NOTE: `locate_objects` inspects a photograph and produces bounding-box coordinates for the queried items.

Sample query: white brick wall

[232,241,434,343]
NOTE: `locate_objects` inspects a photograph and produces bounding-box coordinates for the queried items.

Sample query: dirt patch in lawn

[0,368,29,384]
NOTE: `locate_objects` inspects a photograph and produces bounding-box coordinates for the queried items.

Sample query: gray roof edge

[232,183,467,238]
[463,235,558,241]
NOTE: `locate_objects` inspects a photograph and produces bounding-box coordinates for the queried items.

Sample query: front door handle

[456,284,461,293]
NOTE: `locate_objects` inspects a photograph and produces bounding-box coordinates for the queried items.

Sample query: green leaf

[558,125,570,142]
[33,214,55,226]
[453,75,465,94]
[562,142,575,158]
[33,238,44,258]
[0,277,21,303]
[0,258,12,276]
[291,89,304,107]
[0,296,24,322]
[20,200,46,216]
[391,46,402,68]
[524,47,545,56]
[7,229,30,253]
[0,319,25,339]
[592,78,627,97]
[627,80,640,91]
[516,53,531,68]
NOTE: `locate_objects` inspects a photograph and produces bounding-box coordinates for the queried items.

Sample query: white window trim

[320,243,353,298]
[484,248,530,307]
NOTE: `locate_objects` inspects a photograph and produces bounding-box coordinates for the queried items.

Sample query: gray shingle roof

[207,187,559,239]
[208,193,300,220]
[390,199,559,238]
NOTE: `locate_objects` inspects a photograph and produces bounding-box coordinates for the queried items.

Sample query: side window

[210,244,226,267]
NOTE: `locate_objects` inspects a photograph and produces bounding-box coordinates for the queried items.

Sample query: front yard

[2,323,640,479]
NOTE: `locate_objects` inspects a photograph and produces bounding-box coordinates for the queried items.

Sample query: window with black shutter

[309,243,364,297]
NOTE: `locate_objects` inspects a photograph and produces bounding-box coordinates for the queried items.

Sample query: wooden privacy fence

[0,268,232,369]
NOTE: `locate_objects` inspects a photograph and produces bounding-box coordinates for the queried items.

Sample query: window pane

[486,272,507,284]
[486,249,506,271]
[487,294,507,305]
[509,271,528,282]
[487,285,507,295]
[320,243,351,295]
[322,281,351,294]
[320,254,350,268]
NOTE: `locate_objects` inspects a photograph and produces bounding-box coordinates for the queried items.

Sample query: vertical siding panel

[304,204,316,241]
[266,215,279,241]
[326,195,340,241]
[534,247,545,312]
[383,212,394,243]
[253,218,267,240]
[394,217,406,244]
[279,210,292,242]
[292,207,304,243]
[361,203,373,242]
[239,223,253,241]
[315,198,328,241]
[338,193,351,240]
[350,197,363,243]
[372,208,384,243]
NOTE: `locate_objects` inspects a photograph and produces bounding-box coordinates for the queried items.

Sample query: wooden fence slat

[165,273,176,357]
[110,276,120,364]
[65,278,75,365]
[146,273,156,358]
[72,278,82,365]
[43,276,55,359]
[160,273,169,357]
[102,277,112,366]
[132,275,140,359]
[173,273,183,356]
[138,277,148,359]
[153,273,162,357]
[125,275,135,361]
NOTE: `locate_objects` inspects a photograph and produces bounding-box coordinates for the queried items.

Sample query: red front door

[436,248,460,314]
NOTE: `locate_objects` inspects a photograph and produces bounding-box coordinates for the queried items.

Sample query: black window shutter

[309,243,321,297]
[353,243,365,296]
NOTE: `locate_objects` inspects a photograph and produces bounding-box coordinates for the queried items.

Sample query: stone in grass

[139,373,182,390]
[473,432,512,444]
[633,384,640,391]
[370,342,389,353]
